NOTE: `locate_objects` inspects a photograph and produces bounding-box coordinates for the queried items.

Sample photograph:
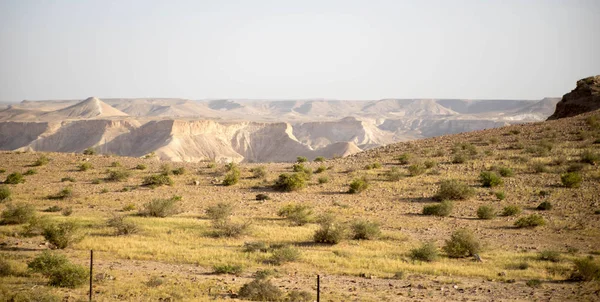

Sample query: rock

[473,254,483,262]
[548,75,600,120]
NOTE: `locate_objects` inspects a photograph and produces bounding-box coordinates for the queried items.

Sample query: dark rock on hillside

[548,75,600,120]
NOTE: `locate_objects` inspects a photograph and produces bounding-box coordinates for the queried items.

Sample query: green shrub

[509,129,521,135]
[146,275,164,287]
[243,241,268,253]
[24,169,37,176]
[255,193,270,201]
[82,147,96,155]
[350,220,380,240]
[315,165,327,174]
[314,156,325,162]
[422,200,453,217]
[142,174,174,188]
[238,278,283,301]
[211,219,251,238]
[409,242,439,262]
[318,176,329,184]
[277,204,313,226]
[107,215,138,235]
[570,256,600,281]
[32,155,50,166]
[270,245,301,265]
[539,250,561,262]
[581,149,599,165]
[172,167,186,175]
[451,153,468,164]
[477,205,496,219]
[140,196,179,217]
[135,164,147,170]
[222,169,240,186]
[60,177,76,182]
[514,214,546,228]
[443,229,481,258]
[561,172,582,188]
[296,156,308,163]
[61,207,73,217]
[424,160,437,169]
[106,170,131,182]
[0,185,11,202]
[567,163,586,172]
[434,179,474,201]
[364,162,382,170]
[536,201,553,211]
[159,163,173,175]
[213,263,243,275]
[78,162,93,171]
[525,145,550,157]
[396,153,412,165]
[501,205,522,216]
[110,161,121,167]
[250,166,267,179]
[494,191,506,200]
[48,263,88,288]
[48,187,73,200]
[531,162,549,173]
[498,167,514,177]
[206,202,233,220]
[1,203,36,224]
[348,177,369,194]
[407,164,426,176]
[479,171,503,187]
[91,178,103,184]
[42,221,83,249]
[273,173,306,192]
[28,251,69,275]
[385,167,403,181]
[122,203,136,211]
[525,279,541,288]
[4,172,25,184]
[313,214,345,244]
[0,258,16,277]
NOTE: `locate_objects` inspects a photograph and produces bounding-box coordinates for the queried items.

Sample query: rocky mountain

[548,75,600,120]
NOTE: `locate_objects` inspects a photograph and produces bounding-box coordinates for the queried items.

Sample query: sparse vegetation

[296,156,308,163]
[213,263,243,275]
[570,256,600,281]
[206,202,233,220]
[396,153,412,165]
[314,214,345,244]
[410,242,439,262]
[364,162,382,170]
[107,215,139,235]
[350,220,380,240]
[48,187,73,200]
[238,277,283,301]
[277,203,313,226]
[172,167,186,175]
[314,156,325,162]
[142,174,174,188]
[539,250,561,262]
[42,221,83,249]
[497,166,514,177]
[255,193,270,201]
[318,176,329,184]
[270,245,301,265]
[494,191,506,200]
[135,164,147,170]
[4,172,25,184]
[140,196,180,217]
[561,172,582,188]
[78,162,93,171]
[434,179,474,200]
[32,155,50,166]
[479,171,503,187]
[407,163,426,176]
[443,229,481,258]
[273,173,306,192]
[514,214,546,228]
[83,147,96,155]
[0,185,11,202]
[536,201,553,211]
[422,200,453,217]
[348,177,369,194]
[502,205,522,216]
[250,166,267,179]
[1,203,36,224]
[580,149,599,165]
[222,167,240,186]
[477,205,496,219]
[385,167,403,181]
[60,176,76,182]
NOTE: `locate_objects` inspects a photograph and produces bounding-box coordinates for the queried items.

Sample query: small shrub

[78,162,93,171]
[238,278,283,301]
[135,164,147,170]
[82,147,96,155]
[206,202,233,220]
[531,162,549,173]
[243,241,268,253]
[172,167,186,175]
[286,290,313,302]
[141,196,179,217]
[570,256,600,281]
[365,162,382,170]
[443,229,481,258]
[477,205,496,220]
[222,169,240,186]
[396,153,412,165]
[498,167,514,177]
[0,185,11,201]
[1,203,36,224]
[24,169,37,176]
[211,219,251,238]
[407,164,426,176]
[385,167,403,181]
[422,200,453,217]
[277,204,313,226]
[526,279,542,288]
[91,178,103,184]
[110,161,121,167]
[255,193,270,201]
[525,146,550,157]
[314,156,325,162]
[28,251,69,275]
[4,172,25,184]
[567,163,586,172]
[213,263,243,275]
[451,153,468,164]
[536,201,553,211]
[60,177,76,182]
[502,205,522,216]
[142,174,174,188]
[539,250,561,262]
[107,215,138,235]
[106,170,131,182]
[494,191,506,200]
[146,276,164,287]
[32,155,50,166]
[561,172,582,188]
[0,259,16,277]
[318,176,329,184]
[61,207,73,216]
[581,150,599,165]
[42,221,83,249]
[122,203,136,211]
[296,156,308,163]
[409,242,439,262]
[479,171,503,187]
[159,163,173,175]
[509,129,521,135]
[49,187,73,200]
[351,220,380,240]
[43,205,62,212]
[313,214,345,244]
[434,179,474,201]
[270,245,301,265]
[315,165,327,174]
[514,214,546,228]
[47,263,88,288]
[250,166,267,179]
[273,173,306,192]
[348,177,369,194]
[424,160,437,169]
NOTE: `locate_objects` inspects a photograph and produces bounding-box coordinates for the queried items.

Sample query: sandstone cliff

[548,75,600,120]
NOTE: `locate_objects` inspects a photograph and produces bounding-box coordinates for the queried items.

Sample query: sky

[0,0,599,102]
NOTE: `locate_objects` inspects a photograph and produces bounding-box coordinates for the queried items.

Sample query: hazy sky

[0,0,599,102]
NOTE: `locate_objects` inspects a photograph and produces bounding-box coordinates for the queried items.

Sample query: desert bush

[213,263,243,275]
[48,263,88,288]
[364,162,382,170]
[135,164,147,170]
[206,202,233,220]
[434,179,474,201]
[255,193,270,201]
[570,256,600,281]
[536,201,553,211]
[453,142,478,155]
[313,214,345,244]
[60,176,76,182]
[531,162,549,173]
[42,221,83,249]
[270,245,301,265]
[422,200,453,217]
[314,156,325,162]
[61,207,73,216]
[110,161,121,167]
[278,204,313,226]
[567,163,586,172]
[211,219,251,238]
[146,275,164,287]
[107,215,138,235]
[538,250,561,262]
[494,191,506,200]
[580,149,599,165]
[348,177,369,194]
[243,241,269,253]
[296,156,308,163]
[24,169,37,175]
[286,290,313,302]
[477,205,496,219]
[351,220,380,240]
[561,172,582,188]
[386,167,403,181]
[4,172,25,184]
[250,166,267,179]
[1,203,36,225]
[315,165,327,174]
[424,160,437,169]
[514,214,546,228]
[28,251,69,275]
[82,147,96,155]
[497,166,514,177]
[525,279,541,288]
[292,163,312,177]
[159,163,173,175]
[32,155,50,166]
[443,229,481,258]
[451,153,468,164]
[142,174,174,188]
[238,278,283,301]
[409,242,439,262]
[396,153,412,165]
[222,169,240,186]
[273,173,306,192]
[49,187,73,200]
[78,162,93,171]
[525,145,550,157]
[43,205,62,212]
[318,176,329,184]
[172,167,186,175]
[479,171,503,187]
[407,164,426,176]
[0,185,11,202]
[0,258,16,277]
[141,196,179,217]
[105,170,131,182]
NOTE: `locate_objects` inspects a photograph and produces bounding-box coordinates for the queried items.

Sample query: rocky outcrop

[548,75,600,120]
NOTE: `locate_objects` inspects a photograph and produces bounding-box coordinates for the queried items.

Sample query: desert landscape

[0,76,599,301]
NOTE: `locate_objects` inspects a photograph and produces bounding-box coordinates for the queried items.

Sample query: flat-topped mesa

[548,75,600,120]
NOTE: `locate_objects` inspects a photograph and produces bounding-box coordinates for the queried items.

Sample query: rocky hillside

[548,75,600,120]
